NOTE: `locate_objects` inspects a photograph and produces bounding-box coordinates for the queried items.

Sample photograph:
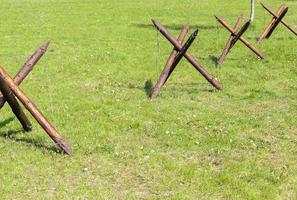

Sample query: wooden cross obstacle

[151,20,223,99]
[0,42,73,156]
[258,3,296,43]
[215,16,266,66]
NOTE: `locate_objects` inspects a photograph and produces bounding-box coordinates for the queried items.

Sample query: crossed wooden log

[215,16,266,66]
[151,20,223,99]
[0,42,73,156]
[258,3,296,43]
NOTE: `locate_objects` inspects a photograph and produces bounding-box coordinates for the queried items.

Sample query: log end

[41,41,51,54]
[57,139,74,156]
[23,124,33,132]
[212,78,223,91]
[151,19,160,30]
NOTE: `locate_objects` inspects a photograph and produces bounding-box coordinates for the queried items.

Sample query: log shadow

[0,121,63,155]
[208,55,220,67]
[144,80,153,97]
[0,117,14,128]
[133,23,217,31]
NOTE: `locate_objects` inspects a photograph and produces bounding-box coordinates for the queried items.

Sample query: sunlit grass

[0,0,296,199]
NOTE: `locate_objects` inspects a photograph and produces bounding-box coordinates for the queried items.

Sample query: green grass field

[0,0,296,199]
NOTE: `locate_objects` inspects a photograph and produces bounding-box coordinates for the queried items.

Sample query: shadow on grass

[0,118,63,155]
[208,55,220,67]
[124,80,217,95]
[197,55,240,62]
[144,80,153,97]
[0,117,14,128]
[133,23,217,31]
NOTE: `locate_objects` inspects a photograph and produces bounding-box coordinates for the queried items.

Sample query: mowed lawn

[0,0,296,199]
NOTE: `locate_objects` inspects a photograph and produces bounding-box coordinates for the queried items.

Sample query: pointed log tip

[184,23,190,28]
[182,23,190,31]
[57,139,74,156]
[193,29,199,37]
[214,16,221,22]
[151,19,158,27]
[41,41,51,51]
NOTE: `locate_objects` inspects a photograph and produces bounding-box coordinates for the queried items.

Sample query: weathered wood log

[0,41,50,108]
[266,7,288,38]
[0,76,32,131]
[215,16,266,59]
[217,15,244,66]
[152,20,223,90]
[0,66,73,156]
[167,29,199,78]
[151,25,189,99]
[261,3,297,37]
[230,20,251,47]
[163,29,198,86]
[258,5,285,43]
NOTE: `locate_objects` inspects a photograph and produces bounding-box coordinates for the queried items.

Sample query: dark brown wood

[261,3,297,37]
[151,25,189,99]
[218,19,251,66]
[230,20,251,46]
[217,15,244,66]
[258,5,285,43]
[169,29,198,73]
[215,16,266,59]
[163,29,198,86]
[0,76,32,131]
[0,42,50,108]
[266,7,288,38]
[152,20,223,90]
[0,66,73,156]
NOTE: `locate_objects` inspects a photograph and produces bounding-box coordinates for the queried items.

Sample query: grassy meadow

[0,0,296,199]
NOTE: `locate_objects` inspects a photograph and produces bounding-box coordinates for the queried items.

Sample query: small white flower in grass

[144,155,150,160]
